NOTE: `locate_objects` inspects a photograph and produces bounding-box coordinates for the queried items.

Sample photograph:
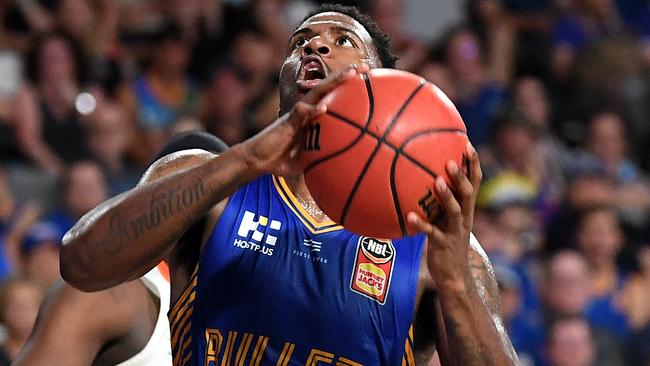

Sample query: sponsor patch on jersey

[350,237,395,304]
[232,210,282,256]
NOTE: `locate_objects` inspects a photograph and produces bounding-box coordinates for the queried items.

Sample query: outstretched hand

[407,142,483,293]
[238,64,370,177]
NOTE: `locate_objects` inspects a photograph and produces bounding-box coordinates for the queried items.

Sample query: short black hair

[300,4,398,68]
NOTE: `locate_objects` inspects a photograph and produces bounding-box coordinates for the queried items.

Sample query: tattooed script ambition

[103,179,210,253]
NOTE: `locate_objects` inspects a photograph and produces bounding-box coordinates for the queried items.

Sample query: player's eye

[294,38,308,48]
[337,36,354,48]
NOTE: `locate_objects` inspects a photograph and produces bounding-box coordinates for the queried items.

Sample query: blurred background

[0,0,649,365]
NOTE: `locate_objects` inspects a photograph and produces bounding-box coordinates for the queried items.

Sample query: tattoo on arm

[441,313,495,366]
[468,244,519,363]
[97,179,210,254]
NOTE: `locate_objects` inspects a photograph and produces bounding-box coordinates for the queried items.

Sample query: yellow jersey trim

[272,176,343,234]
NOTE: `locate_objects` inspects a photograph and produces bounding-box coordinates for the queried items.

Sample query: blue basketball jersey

[169,174,426,366]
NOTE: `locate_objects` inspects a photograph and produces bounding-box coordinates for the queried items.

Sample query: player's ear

[277,109,281,118]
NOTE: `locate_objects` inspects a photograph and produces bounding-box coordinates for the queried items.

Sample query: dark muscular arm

[434,239,518,366]
[60,147,254,291]
[409,144,518,366]
[60,66,367,292]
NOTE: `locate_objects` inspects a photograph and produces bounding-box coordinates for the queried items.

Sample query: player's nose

[302,37,331,57]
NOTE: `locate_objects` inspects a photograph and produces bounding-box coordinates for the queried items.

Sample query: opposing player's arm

[13,280,151,366]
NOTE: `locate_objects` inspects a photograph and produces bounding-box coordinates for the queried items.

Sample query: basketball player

[14,132,228,366]
[60,5,518,365]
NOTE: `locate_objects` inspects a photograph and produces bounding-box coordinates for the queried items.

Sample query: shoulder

[139,149,218,185]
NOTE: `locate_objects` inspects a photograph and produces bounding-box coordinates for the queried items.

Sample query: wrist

[230,142,266,176]
[435,271,474,299]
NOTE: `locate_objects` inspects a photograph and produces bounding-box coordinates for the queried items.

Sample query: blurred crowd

[0,0,649,365]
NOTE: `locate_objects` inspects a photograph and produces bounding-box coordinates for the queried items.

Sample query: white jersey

[116,264,172,366]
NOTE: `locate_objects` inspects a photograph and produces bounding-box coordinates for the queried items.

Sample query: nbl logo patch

[350,237,396,304]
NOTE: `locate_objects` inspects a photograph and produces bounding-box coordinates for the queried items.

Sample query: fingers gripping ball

[300,69,470,239]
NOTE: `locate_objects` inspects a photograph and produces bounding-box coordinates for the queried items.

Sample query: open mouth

[297,57,328,91]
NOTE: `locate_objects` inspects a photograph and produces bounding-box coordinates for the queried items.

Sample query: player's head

[278,4,397,114]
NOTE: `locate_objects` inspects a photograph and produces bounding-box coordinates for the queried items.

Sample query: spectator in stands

[569,112,650,229]
[231,28,280,83]
[84,99,140,194]
[118,22,200,166]
[480,107,566,221]
[55,0,119,60]
[14,33,90,175]
[618,243,650,365]
[0,277,44,365]
[513,76,568,218]
[442,2,514,147]
[0,167,39,279]
[551,0,622,82]
[581,112,641,183]
[167,0,226,80]
[201,65,249,145]
[477,172,541,263]
[543,250,593,317]
[20,222,61,288]
[545,316,595,366]
[575,206,630,340]
[0,0,54,50]
[545,170,615,254]
[494,0,553,78]
[232,29,285,137]
[368,0,427,71]
[46,161,108,237]
[418,59,458,101]
[542,250,626,366]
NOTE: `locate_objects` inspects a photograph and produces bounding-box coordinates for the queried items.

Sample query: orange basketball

[300,68,470,239]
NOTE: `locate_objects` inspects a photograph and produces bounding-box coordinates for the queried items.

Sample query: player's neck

[284,174,333,224]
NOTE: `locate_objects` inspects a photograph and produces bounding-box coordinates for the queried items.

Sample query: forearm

[61,145,259,291]
[437,282,518,366]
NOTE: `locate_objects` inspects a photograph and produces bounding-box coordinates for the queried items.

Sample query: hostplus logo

[292,238,328,264]
[233,211,281,256]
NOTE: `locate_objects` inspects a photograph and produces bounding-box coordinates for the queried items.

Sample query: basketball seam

[390,127,470,236]
[325,112,465,178]
[304,74,375,173]
[339,80,426,226]
[389,152,408,237]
